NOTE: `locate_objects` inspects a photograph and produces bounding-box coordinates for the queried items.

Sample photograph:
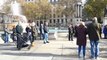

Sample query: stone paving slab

[0,33,107,60]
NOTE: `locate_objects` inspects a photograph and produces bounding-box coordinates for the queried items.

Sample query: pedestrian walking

[68,24,74,41]
[87,17,101,59]
[43,21,49,44]
[75,22,87,58]
[12,26,17,42]
[16,22,23,50]
[31,26,37,46]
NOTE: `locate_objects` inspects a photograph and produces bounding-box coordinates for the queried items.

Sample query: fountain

[11,0,28,32]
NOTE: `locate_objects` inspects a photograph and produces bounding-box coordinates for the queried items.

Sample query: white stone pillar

[79,5,80,17]
[59,19,61,23]
[81,5,82,18]
[78,4,79,18]
[76,4,78,17]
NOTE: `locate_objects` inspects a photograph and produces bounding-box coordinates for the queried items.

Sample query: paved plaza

[0,33,107,60]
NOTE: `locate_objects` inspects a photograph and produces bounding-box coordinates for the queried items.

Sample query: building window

[50,19,52,23]
[50,14,52,18]
[53,14,55,18]
[66,19,67,23]
[57,19,59,23]
[61,19,63,23]
[37,21,39,26]
[54,19,56,23]
[57,15,60,17]
[71,19,72,22]
[61,15,63,17]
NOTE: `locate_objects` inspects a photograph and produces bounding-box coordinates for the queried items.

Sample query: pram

[17,33,31,50]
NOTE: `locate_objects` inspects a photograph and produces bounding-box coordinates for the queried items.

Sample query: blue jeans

[40,33,44,40]
[78,45,86,57]
[90,40,99,58]
[27,33,32,43]
[44,33,48,43]
[4,34,9,43]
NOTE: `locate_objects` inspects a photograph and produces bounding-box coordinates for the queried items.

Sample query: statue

[104,5,107,17]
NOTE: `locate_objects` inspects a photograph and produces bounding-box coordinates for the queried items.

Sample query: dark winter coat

[87,23,100,41]
[12,28,17,41]
[16,25,23,34]
[76,24,87,46]
[68,26,74,34]
[26,26,31,33]
[103,25,107,34]
[44,25,48,33]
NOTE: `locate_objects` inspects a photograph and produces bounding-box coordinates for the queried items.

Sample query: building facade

[49,0,83,26]
[17,0,83,27]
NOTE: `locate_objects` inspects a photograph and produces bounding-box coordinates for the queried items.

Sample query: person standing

[39,21,44,40]
[68,24,74,41]
[103,25,107,39]
[75,22,87,58]
[87,17,100,59]
[4,28,9,43]
[16,22,23,50]
[12,26,17,42]
[43,21,49,44]
[31,26,37,46]
[16,22,23,35]
[26,25,32,43]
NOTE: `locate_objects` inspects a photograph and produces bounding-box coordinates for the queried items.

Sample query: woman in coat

[12,26,17,42]
[75,22,87,58]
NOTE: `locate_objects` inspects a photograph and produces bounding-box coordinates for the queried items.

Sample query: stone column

[78,4,79,18]
[80,5,82,18]
[79,5,81,17]
[76,4,78,18]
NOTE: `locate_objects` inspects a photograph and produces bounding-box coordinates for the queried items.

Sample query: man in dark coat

[39,21,44,40]
[16,23,23,34]
[75,22,87,58]
[87,17,100,59]
[16,22,23,50]
[68,24,74,41]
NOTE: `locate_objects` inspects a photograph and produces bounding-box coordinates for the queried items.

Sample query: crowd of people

[2,17,107,59]
[3,21,49,50]
[67,17,107,59]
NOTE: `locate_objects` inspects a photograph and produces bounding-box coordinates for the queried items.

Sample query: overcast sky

[0,0,4,6]
[82,0,86,4]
